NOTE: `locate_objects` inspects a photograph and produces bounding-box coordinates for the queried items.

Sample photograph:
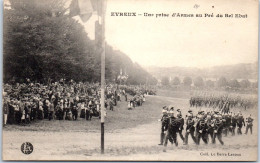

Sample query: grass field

[156,89,191,99]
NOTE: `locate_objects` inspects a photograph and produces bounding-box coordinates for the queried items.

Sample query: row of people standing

[3,95,101,125]
[3,81,124,125]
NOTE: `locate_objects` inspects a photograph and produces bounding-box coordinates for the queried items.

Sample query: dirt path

[2,95,258,161]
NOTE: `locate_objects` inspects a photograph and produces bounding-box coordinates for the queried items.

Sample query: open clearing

[2,93,258,161]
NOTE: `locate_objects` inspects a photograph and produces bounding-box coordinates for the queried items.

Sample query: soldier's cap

[188,110,193,113]
[168,110,174,114]
[177,109,181,112]
[168,105,174,109]
[162,110,167,113]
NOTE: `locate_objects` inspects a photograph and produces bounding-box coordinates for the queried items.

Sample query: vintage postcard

[2,0,258,161]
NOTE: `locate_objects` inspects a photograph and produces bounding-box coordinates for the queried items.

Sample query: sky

[4,0,258,68]
[72,0,258,68]
[102,0,258,68]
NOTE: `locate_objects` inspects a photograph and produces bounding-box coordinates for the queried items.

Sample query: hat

[168,110,174,117]
[168,105,174,109]
[176,112,181,118]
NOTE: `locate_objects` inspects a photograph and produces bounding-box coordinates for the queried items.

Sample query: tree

[229,79,240,88]
[183,76,192,86]
[4,0,157,85]
[161,76,169,86]
[171,77,180,85]
[194,76,204,87]
[251,82,258,88]
[205,80,214,87]
[240,79,251,88]
[217,77,228,88]
[4,0,97,83]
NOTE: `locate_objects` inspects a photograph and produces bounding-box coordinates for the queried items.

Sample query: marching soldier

[195,112,208,145]
[205,112,214,143]
[163,111,178,152]
[176,110,185,142]
[230,112,237,136]
[237,112,245,135]
[158,110,169,145]
[212,113,224,145]
[183,111,197,145]
[223,113,232,136]
[245,114,253,135]
[220,113,227,137]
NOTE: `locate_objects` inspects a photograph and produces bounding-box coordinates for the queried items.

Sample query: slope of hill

[145,62,258,80]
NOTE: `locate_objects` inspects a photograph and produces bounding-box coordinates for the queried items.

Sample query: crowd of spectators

[2,80,155,126]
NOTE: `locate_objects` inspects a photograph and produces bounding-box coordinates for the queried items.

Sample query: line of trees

[161,76,257,89]
[4,0,157,85]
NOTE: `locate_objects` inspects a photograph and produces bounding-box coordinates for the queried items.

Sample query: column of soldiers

[190,94,257,112]
[158,106,254,152]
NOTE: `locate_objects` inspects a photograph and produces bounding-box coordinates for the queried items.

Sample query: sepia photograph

[2,0,258,161]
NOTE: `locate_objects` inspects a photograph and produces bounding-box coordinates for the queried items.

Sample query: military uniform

[223,113,232,136]
[196,113,208,145]
[205,113,214,143]
[158,110,169,145]
[176,110,185,142]
[230,114,237,136]
[236,113,245,135]
[163,111,178,152]
[245,115,253,134]
[212,114,224,145]
[184,112,196,145]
